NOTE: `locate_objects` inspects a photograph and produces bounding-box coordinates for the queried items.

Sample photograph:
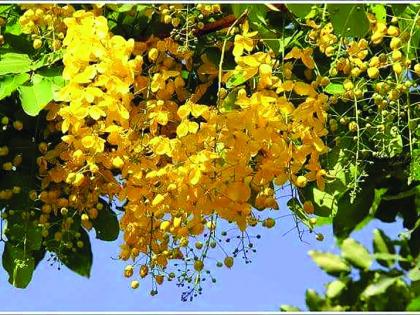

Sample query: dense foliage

[0,3,418,308]
[281,229,420,311]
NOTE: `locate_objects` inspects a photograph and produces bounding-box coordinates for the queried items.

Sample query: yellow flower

[177,101,208,119]
[232,21,258,57]
[176,120,199,137]
[285,47,315,69]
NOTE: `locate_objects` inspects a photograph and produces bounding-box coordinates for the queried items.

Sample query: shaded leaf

[92,200,120,241]
[397,4,420,59]
[410,149,420,182]
[305,289,325,311]
[333,179,375,240]
[2,243,35,288]
[220,89,238,113]
[392,4,409,16]
[59,228,92,278]
[232,4,267,25]
[287,4,314,18]
[373,228,396,267]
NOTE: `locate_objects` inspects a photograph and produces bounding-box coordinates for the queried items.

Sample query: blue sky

[0,195,403,312]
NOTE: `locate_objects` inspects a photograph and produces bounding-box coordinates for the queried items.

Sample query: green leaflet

[0,73,30,100]
[2,243,35,288]
[0,53,32,75]
[328,4,369,38]
[92,199,120,241]
[18,69,65,116]
[341,238,372,270]
[324,83,345,95]
[308,250,351,275]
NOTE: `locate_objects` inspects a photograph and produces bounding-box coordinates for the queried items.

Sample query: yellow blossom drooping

[28,4,333,293]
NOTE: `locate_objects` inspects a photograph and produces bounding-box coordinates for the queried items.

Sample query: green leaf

[341,238,372,270]
[0,73,30,100]
[326,280,346,299]
[324,83,345,95]
[2,243,35,288]
[0,53,32,75]
[92,200,120,241]
[18,70,64,116]
[328,4,369,38]
[12,256,35,288]
[5,21,22,36]
[301,147,349,218]
[6,222,43,252]
[373,253,407,262]
[18,81,53,116]
[117,4,135,12]
[407,296,420,311]
[312,216,333,227]
[226,71,251,89]
[362,276,398,298]
[181,70,189,80]
[311,188,337,217]
[373,229,396,267]
[3,33,34,54]
[256,27,282,55]
[370,188,388,216]
[232,4,267,25]
[408,263,420,281]
[397,4,420,59]
[410,149,420,182]
[371,4,387,23]
[32,50,63,69]
[280,305,302,312]
[308,250,351,275]
[36,67,65,89]
[59,228,92,278]
[0,4,13,14]
[287,4,314,18]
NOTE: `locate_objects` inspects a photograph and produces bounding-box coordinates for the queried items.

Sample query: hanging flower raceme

[35,5,332,294]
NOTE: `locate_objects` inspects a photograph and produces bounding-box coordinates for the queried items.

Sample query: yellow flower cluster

[19,4,75,50]
[308,21,338,57]
[2,3,418,294]
[309,13,418,106]
[39,10,140,229]
[36,9,330,288]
